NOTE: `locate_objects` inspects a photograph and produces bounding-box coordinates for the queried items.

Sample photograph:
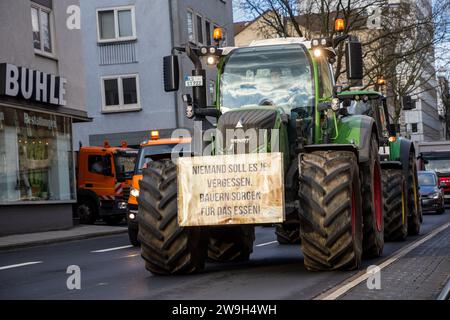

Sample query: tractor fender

[398,138,416,174]
[380,161,403,170]
[336,115,378,163]
[356,116,378,163]
[302,144,359,160]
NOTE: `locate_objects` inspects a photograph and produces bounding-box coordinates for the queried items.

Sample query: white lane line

[0,261,43,271]
[256,240,278,247]
[91,245,133,253]
[317,221,450,300]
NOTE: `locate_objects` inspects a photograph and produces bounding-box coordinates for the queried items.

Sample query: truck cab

[75,141,137,225]
[126,131,191,245]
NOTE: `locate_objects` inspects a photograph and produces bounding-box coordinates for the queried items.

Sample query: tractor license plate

[184,76,203,87]
[177,153,285,227]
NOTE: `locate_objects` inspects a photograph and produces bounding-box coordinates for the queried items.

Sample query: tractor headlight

[130,188,140,198]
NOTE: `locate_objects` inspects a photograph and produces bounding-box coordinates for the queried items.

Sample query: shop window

[0,107,75,204]
[97,6,136,42]
[101,74,140,113]
[31,4,54,56]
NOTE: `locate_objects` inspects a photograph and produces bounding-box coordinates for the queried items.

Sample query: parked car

[418,171,445,214]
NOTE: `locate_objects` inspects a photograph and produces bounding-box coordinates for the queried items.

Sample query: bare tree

[236,0,450,126]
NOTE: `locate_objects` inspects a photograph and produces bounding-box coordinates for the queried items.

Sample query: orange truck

[74,141,138,225]
[126,131,191,245]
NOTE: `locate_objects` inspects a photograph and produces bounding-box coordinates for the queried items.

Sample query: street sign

[184,75,203,87]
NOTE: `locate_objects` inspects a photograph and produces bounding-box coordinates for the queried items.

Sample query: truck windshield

[115,151,137,180]
[220,44,314,114]
[424,158,450,174]
[136,143,191,174]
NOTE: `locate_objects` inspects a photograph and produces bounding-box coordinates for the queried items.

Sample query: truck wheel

[299,151,363,271]
[407,154,421,235]
[361,135,384,258]
[138,160,207,275]
[208,226,255,262]
[128,227,140,247]
[77,198,97,224]
[103,215,123,225]
[275,224,301,244]
[382,169,408,241]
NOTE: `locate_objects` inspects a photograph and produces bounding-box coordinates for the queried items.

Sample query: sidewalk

[0,224,127,251]
[339,224,450,300]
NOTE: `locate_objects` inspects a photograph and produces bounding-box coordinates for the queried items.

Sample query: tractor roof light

[389,136,397,143]
[377,77,386,86]
[335,18,345,32]
[200,47,208,55]
[150,130,160,140]
[213,28,223,42]
[103,140,111,148]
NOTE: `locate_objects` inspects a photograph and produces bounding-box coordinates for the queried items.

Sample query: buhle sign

[0,63,67,106]
[177,152,285,226]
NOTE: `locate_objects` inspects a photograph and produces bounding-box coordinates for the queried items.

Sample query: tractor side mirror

[345,39,363,83]
[163,55,179,92]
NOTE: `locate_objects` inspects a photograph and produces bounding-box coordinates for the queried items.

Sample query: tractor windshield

[220,44,314,114]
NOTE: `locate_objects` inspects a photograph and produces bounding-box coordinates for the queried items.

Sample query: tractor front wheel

[208,226,255,262]
[138,160,207,275]
[298,150,363,271]
[275,224,301,244]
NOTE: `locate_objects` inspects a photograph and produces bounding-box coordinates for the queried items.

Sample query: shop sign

[0,63,67,106]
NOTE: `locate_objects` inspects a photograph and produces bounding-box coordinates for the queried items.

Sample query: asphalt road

[1,210,450,300]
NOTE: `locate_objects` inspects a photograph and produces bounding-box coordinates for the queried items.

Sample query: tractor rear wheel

[275,224,301,244]
[361,135,384,258]
[382,169,408,241]
[138,160,207,275]
[407,154,421,235]
[299,150,363,271]
[208,226,255,262]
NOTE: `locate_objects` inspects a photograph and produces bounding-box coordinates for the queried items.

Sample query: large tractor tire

[138,160,207,275]
[298,150,363,271]
[208,226,255,262]
[382,168,408,241]
[361,135,384,258]
[406,154,421,235]
[275,224,301,244]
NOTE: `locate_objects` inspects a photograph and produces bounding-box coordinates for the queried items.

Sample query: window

[197,15,204,44]
[187,10,195,43]
[101,74,140,112]
[31,5,53,55]
[411,123,418,133]
[317,57,333,99]
[88,155,110,175]
[97,6,136,42]
[0,107,75,204]
[205,20,212,45]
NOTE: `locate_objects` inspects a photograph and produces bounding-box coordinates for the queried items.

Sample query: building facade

[0,0,88,235]
[73,0,234,148]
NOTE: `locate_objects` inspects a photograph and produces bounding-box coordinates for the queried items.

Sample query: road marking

[91,245,133,253]
[316,221,450,300]
[0,261,43,271]
[256,240,278,247]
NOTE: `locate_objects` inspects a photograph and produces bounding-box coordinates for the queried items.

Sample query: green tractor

[136,27,417,275]
[336,91,422,241]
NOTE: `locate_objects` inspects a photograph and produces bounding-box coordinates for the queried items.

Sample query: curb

[0,228,127,251]
[437,278,450,300]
